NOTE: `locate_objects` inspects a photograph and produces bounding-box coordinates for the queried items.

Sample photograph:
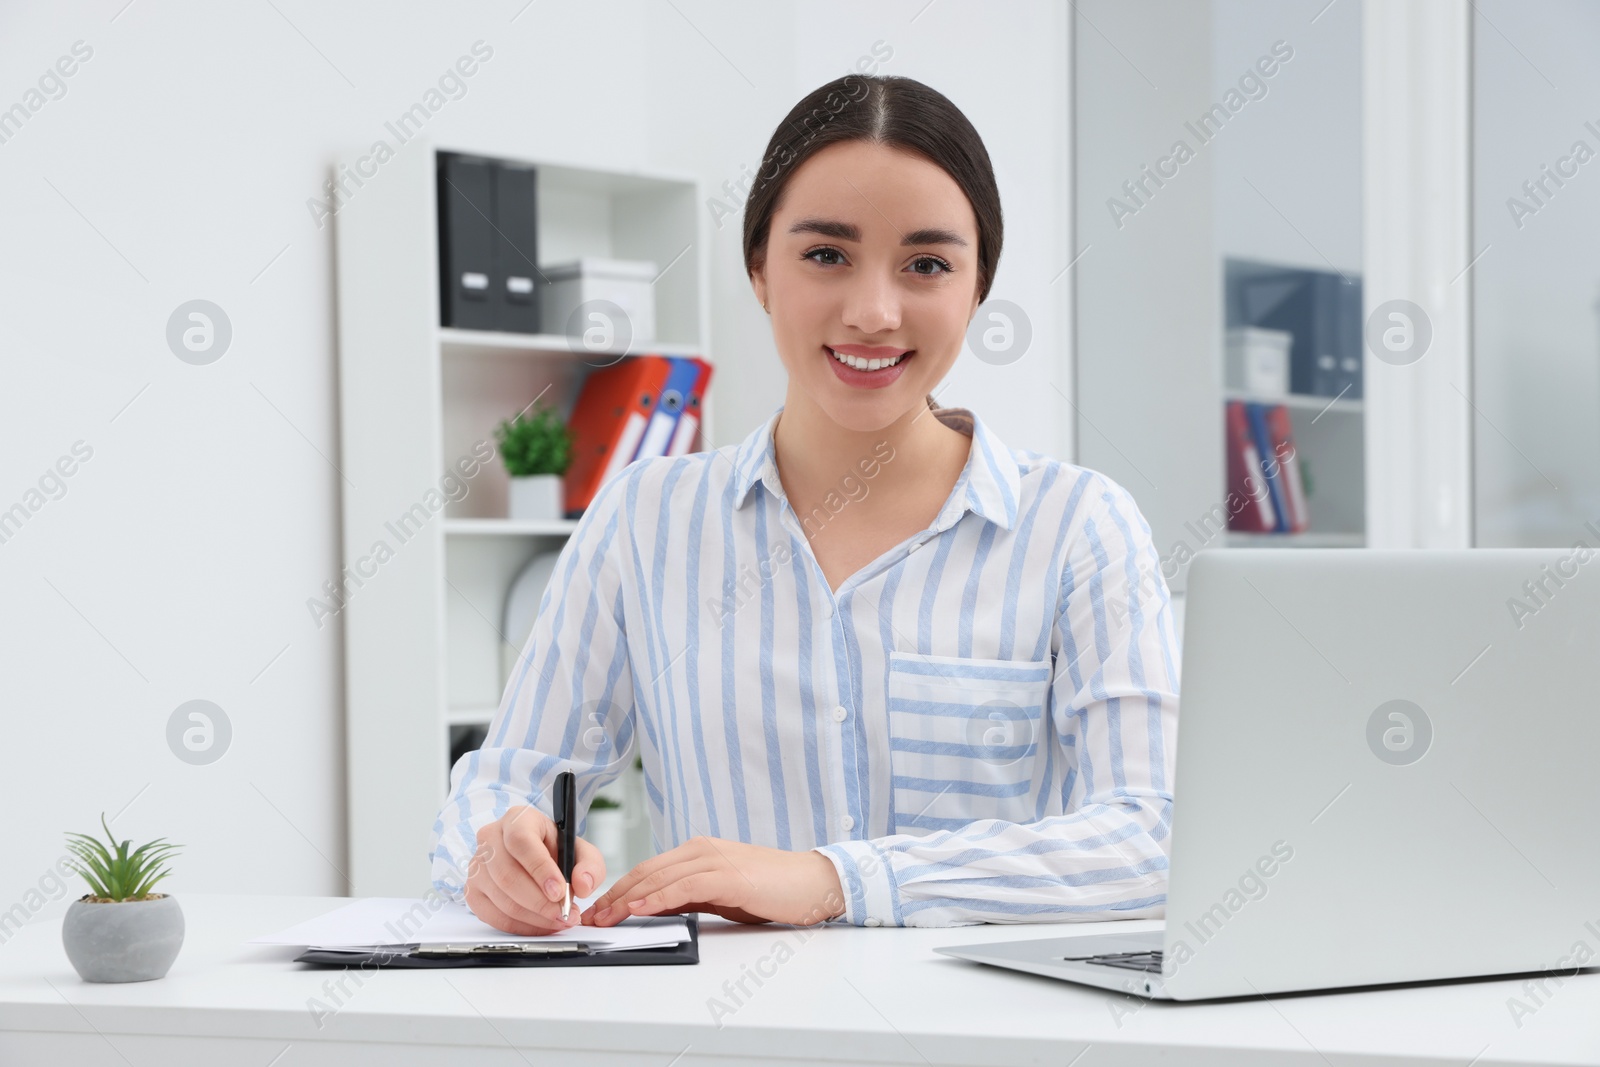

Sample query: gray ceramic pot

[61,893,184,983]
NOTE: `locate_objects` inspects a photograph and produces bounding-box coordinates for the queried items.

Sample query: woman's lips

[825,344,913,389]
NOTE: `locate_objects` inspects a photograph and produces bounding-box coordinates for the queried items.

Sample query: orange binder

[667,357,714,457]
[1225,400,1276,533]
[563,357,672,516]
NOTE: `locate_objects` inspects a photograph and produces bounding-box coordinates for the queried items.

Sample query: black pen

[554,769,577,922]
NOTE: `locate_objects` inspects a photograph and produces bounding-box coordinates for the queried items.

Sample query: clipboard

[291,914,699,968]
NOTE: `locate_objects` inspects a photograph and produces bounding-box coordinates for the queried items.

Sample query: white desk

[1,894,1596,1065]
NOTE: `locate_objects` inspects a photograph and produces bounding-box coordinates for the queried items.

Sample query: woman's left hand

[580,837,845,927]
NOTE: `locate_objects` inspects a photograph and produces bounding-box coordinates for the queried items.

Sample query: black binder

[1335,274,1364,398]
[1234,266,1361,399]
[437,152,497,330]
[491,160,541,334]
[292,914,699,968]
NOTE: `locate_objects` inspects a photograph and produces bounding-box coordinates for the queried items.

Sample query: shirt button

[832,705,848,723]
[864,917,882,927]
[907,540,922,553]
[840,814,855,830]
[823,600,835,618]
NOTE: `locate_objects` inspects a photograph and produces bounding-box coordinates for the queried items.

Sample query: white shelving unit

[335,140,711,894]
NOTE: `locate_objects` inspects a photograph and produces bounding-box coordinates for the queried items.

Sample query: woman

[430,74,1180,931]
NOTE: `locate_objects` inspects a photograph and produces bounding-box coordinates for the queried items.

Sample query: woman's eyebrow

[788,217,969,248]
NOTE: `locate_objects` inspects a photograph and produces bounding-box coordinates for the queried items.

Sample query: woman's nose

[840,269,902,335]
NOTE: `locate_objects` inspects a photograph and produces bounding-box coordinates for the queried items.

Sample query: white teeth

[829,347,905,371]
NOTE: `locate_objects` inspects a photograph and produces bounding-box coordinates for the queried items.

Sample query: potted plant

[496,402,573,521]
[61,813,184,983]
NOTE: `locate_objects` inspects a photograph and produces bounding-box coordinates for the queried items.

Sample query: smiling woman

[430,74,1181,932]
[745,76,1002,424]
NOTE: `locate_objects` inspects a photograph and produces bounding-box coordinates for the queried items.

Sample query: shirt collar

[728,404,1021,532]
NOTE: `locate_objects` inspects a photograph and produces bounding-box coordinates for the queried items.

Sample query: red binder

[1225,400,1277,533]
[563,357,672,516]
[1263,404,1310,533]
[667,357,714,457]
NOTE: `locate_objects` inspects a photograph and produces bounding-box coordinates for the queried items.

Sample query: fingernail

[627,899,644,910]
[595,906,611,923]
[578,873,591,894]
[544,878,561,900]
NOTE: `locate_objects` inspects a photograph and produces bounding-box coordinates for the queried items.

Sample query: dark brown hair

[742,74,1003,411]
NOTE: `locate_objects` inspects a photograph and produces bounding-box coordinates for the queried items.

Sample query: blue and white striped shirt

[430,403,1181,927]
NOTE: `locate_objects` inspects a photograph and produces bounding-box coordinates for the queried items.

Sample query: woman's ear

[751,265,769,314]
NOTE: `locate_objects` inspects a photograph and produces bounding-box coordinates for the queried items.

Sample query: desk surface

[1,894,1596,1066]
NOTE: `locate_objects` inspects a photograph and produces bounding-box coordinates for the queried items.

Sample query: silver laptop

[937,548,1600,1000]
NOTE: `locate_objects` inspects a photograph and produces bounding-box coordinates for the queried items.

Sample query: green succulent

[64,813,182,902]
[589,795,620,811]
[496,403,574,477]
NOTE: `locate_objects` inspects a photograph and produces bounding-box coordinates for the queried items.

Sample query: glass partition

[1472,0,1600,546]
[1075,0,1364,592]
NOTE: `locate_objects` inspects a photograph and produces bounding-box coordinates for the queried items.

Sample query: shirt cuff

[813,840,900,927]
[428,826,480,903]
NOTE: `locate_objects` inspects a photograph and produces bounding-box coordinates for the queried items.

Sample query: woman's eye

[803,247,845,266]
[801,248,952,275]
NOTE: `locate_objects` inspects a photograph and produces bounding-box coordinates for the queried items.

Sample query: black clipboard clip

[413,940,594,959]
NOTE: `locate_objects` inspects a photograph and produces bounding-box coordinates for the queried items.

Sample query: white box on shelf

[1225,326,1292,396]
[541,257,657,346]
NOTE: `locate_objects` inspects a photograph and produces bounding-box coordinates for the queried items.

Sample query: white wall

[0,0,1070,911]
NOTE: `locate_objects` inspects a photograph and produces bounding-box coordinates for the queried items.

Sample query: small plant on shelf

[496,403,573,478]
[496,402,574,521]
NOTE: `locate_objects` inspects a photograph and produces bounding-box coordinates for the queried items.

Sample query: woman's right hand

[464,803,607,935]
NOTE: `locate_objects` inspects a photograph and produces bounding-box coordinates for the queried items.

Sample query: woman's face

[751,140,982,433]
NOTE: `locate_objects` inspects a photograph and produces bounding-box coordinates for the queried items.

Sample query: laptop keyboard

[1069,950,1164,973]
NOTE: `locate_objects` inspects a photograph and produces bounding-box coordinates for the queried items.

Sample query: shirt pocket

[885,650,1053,834]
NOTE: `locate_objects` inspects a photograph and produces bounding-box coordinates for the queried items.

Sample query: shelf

[444,517,580,537]
[1224,390,1364,416]
[438,327,703,360]
[1224,531,1366,548]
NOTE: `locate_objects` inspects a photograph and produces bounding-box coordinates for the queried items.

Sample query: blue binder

[1245,402,1289,532]
[631,357,702,463]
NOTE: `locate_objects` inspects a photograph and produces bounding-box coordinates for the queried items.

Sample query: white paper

[250,896,691,953]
